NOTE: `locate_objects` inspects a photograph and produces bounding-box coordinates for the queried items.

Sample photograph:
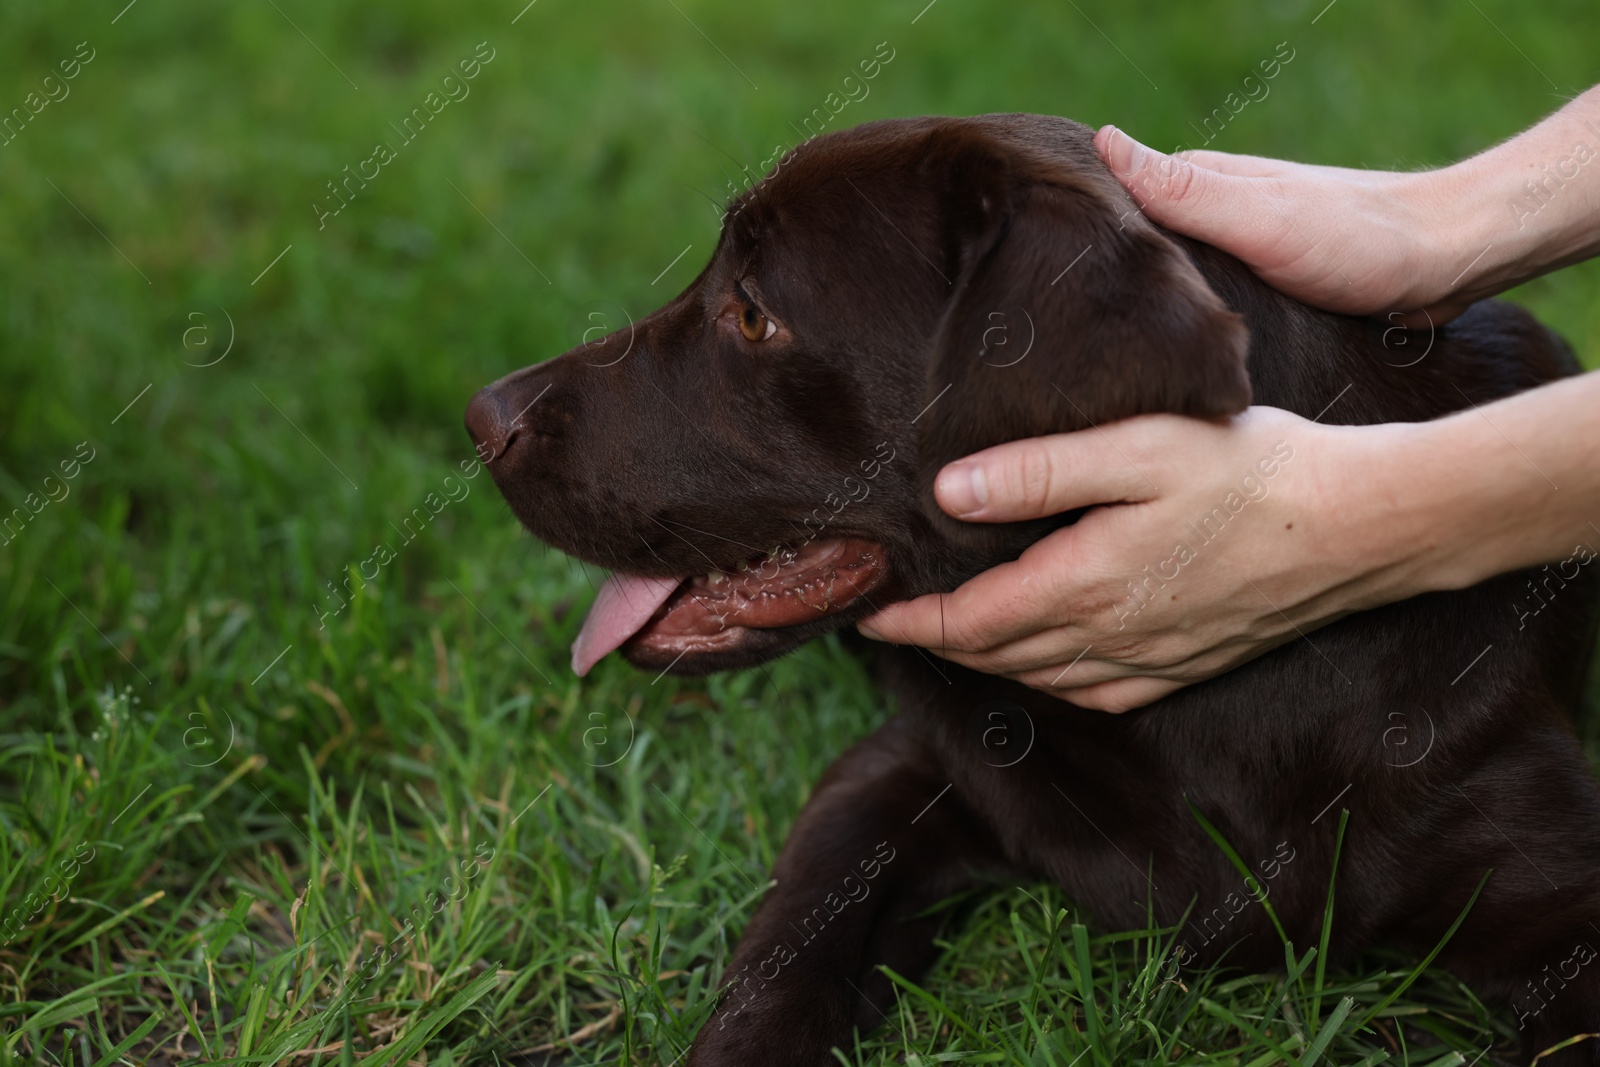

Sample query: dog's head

[466,114,1249,677]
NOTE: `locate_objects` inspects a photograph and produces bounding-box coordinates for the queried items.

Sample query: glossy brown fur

[467,114,1600,1064]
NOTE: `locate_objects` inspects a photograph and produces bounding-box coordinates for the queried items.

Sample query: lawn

[2,0,1599,1063]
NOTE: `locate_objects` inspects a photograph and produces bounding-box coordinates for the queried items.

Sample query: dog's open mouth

[571,537,887,675]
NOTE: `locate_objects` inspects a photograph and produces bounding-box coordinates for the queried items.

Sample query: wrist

[1320,419,1458,604]
[1384,406,1547,595]
[1420,85,1600,308]
[1299,414,1514,612]
[1400,160,1504,310]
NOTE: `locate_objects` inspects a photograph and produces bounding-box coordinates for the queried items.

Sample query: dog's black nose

[465,385,519,462]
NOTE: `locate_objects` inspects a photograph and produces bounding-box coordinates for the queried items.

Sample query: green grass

[1,0,1598,1063]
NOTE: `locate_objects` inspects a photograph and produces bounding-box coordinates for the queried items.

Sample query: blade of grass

[1301,994,1354,1067]
[90,1010,162,1067]
[877,965,990,1049]
[1187,798,1289,947]
[1200,996,1306,1067]
[1311,808,1351,1027]
[1071,922,1108,1066]
[1355,869,1492,1029]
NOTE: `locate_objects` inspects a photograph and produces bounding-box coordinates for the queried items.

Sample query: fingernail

[1107,127,1150,178]
[857,620,884,641]
[937,462,988,517]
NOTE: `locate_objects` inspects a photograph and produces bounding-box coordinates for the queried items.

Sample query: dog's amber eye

[738,303,774,342]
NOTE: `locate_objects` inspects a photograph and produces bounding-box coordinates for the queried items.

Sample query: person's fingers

[857,573,1043,654]
[1176,149,1298,179]
[934,425,1162,521]
[928,627,1118,680]
[1092,125,1278,248]
[856,591,965,653]
[1051,675,1185,713]
[1006,647,1126,692]
[1182,150,1408,186]
[859,540,1089,653]
[1412,296,1472,327]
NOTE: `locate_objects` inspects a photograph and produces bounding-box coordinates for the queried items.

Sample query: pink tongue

[571,572,684,676]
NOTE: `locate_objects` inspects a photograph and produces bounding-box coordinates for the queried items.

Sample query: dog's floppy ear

[915,122,1251,484]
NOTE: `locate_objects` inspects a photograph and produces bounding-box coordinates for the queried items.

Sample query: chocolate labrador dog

[465,114,1600,1064]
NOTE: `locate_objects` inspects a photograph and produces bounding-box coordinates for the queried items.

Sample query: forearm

[1378,371,1600,595]
[1433,85,1600,305]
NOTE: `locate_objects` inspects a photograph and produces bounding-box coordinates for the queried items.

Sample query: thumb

[935,426,1159,522]
[1094,125,1257,248]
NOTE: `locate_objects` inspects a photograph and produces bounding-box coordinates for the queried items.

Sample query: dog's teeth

[706,570,729,589]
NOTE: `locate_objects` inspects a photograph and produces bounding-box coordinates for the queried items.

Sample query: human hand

[1095,83,1600,324]
[1094,126,1470,322]
[857,408,1436,712]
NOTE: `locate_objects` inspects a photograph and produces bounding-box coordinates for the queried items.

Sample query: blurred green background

[1,0,1597,1063]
